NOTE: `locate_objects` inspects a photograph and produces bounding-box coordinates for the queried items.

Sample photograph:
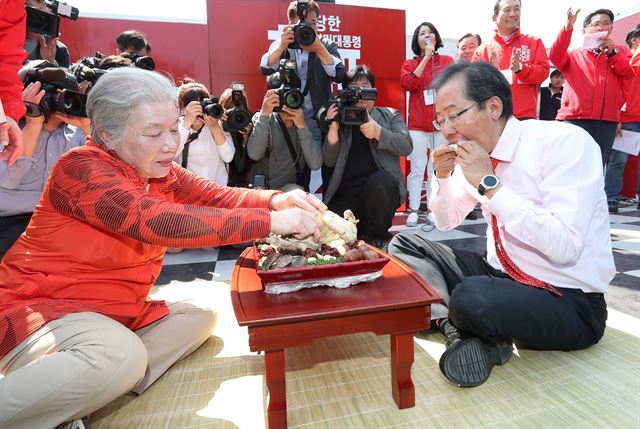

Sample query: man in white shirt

[389,61,614,388]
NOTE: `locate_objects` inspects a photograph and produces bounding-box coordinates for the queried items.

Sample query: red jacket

[473,29,549,119]
[0,141,277,360]
[550,27,634,123]
[400,53,455,132]
[0,0,27,121]
[621,49,640,124]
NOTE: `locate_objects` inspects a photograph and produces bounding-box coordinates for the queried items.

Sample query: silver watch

[478,175,500,196]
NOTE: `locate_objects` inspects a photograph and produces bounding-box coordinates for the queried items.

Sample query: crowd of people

[0,0,638,427]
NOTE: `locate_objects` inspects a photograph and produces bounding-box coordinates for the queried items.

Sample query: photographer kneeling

[322,65,413,250]
[247,66,322,191]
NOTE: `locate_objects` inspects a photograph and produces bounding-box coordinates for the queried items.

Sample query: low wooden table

[230,247,441,428]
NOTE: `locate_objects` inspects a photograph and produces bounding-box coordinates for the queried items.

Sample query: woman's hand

[270,208,323,240]
[183,101,203,130]
[270,189,327,212]
[325,103,340,144]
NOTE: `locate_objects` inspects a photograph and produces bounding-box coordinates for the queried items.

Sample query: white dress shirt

[430,117,615,293]
[177,120,235,186]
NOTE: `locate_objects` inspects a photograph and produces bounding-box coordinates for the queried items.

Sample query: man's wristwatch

[478,175,501,196]
[25,102,44,118]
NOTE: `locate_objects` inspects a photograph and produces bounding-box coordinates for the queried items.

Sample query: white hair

[87,67,176,149]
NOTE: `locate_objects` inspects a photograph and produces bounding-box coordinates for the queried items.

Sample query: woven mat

[91,281,640,428]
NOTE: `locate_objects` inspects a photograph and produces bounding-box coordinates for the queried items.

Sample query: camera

[289,0,316,49]
[127,52,156,71]
[199,97,224,119]
[224,82,251,132]
[317,86,378,127]
[21,63,87,118]
[71,54,108,85]
[268,59,304,112]
[26,0,79,38]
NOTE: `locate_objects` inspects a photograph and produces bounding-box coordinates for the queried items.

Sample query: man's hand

[490,50,499,68]
[565,7,581,31]
[22,82,46,126]
[453,141,493,188]
[0,118,24,165]
[431,144,457,178]
[261,90,280,116]
[510,48,522,73]
[278,25,295,51]
[38,35,59,64]
[282,106,306,129]
[360,113,382,141]
[53,113,91,135]
[616,123,623,138]
[598,36,615,53]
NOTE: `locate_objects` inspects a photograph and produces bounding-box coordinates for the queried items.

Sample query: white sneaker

[406,211,419,227]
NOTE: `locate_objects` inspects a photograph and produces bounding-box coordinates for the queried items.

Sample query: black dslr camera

[289,0,316,49]
[267,59,304,111]
[223,82,251,132]
[22,64,87,118]
[128,52,156,71]
[71,54,108,85]
[199,97,224,119]
[26,0,79,37]
[317,86,378,127]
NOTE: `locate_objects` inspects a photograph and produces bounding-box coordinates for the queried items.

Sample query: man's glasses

[432,102,480,131]
[588,20,612,28]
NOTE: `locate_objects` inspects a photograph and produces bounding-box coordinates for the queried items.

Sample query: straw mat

[91,281,640,428]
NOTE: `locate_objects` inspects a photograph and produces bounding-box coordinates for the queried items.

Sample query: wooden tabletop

[231,247,442,327]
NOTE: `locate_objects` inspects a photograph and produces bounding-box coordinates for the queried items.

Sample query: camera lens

[283,89,304,109]
[294,24,316,47]
[203,103,224,118]
[227,109,251,131]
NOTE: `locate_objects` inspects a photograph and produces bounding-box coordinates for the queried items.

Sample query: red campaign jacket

[0,141,278,360]
[0,0,27,121]
[400,54,455,132]
[473,29,549,119]
[621,49,640,124]
[550,27,634,123]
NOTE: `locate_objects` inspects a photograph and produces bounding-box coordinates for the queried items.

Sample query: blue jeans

[604,122,640,202]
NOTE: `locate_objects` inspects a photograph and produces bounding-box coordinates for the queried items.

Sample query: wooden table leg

[390,333,415,409]
[265,349,287,429]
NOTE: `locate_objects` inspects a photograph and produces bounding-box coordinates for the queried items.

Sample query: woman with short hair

[0,67,325,429]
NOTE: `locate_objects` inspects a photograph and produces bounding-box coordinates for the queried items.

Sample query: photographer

[176,79,235,186]
[219,86,253,187]
[23,0,71,68]
[260,1,345,118]
[0,73,88,258]
[116,29,151,56]
[322,65,413,250]
[247,86,322,192]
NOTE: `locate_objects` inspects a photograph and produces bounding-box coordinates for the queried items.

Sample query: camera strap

[275,114,302,178]
[181,127,204,169]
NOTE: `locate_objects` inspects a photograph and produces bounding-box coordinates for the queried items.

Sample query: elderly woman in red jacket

[400,22,454,227]
[0,67,325,429]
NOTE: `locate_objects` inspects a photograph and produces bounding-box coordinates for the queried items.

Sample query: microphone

[26,67,66,81]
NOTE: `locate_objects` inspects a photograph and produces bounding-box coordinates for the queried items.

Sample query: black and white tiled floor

[158,203,640,316]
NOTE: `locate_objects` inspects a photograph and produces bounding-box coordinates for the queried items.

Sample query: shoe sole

[439,338,512,387]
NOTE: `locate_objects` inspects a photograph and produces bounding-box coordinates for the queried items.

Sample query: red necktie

[489,158,562,297]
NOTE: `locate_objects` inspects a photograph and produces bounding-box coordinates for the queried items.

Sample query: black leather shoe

[438,319,512,387]
[608,201,619,213]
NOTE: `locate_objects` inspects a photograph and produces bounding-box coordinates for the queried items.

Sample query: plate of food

[254,210,389,293]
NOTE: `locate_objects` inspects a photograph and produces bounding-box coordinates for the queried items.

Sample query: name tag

[423,89,435,106]
[500,69,513,85]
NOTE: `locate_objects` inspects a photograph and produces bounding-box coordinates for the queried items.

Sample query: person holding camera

[401,22,455,227]
[0,76,88,259]
[247,83,322,191]
[176,79,235,186]
[218,86,254,188]
[23,0,71,68]
[260,1,345,119]
[323,65,413,250]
